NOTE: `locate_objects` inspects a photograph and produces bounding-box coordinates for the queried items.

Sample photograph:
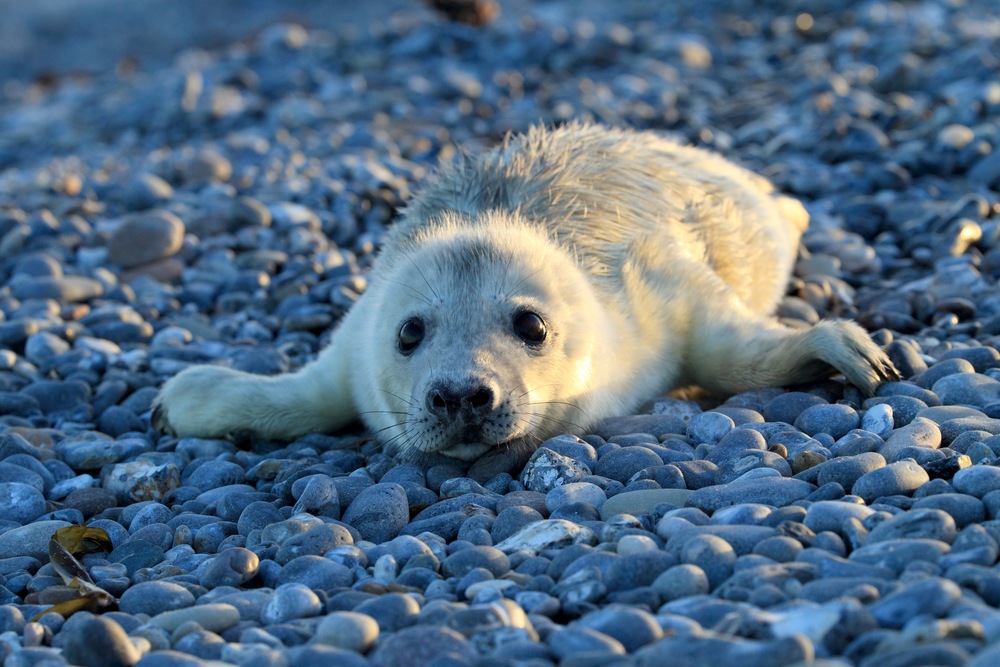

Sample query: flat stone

[149,603,241,633]
[686,478,815,513]
[600,489,694,520]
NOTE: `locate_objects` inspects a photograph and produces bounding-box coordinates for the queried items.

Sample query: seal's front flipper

[152,322,359,441]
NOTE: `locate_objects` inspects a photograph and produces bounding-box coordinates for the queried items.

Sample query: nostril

[469,387,493,410]
[426,382,496,419]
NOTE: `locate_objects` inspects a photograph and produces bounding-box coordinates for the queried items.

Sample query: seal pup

[153,124,898,461]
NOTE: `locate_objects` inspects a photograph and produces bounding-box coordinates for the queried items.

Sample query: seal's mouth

[437,440,498,461]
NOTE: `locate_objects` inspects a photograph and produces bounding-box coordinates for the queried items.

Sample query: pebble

[593,446,663,483]
[261,582,322,624]
[634,634,812,666]
[864,508,957,544]
[852,460,930,503]
[107,210,186,269]
[546,481,607,512]
[794,404,861,439]
[574,606,663,652]
[861,404,894,439]
[118,581,196,616]
[313,611,380,653]
[0,483,46,524]
[867,577,962,628]
[952,465,1000,498]
[340,483,409,543]
[60,615,140,667]
[0,1,998,665]
[0,520,72,560]
[687,477,815,513]
[198,547,259,588]
[369,626,476,667]
[149,603,241,633]
[521,447,592,491]
[686,411,735,444]
[596,488,691,519]
[813,452,886,489]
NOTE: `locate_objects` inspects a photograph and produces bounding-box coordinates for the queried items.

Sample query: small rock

[107,210,185,269]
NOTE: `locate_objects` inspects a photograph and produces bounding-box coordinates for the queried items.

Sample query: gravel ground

[2,0,1000,666]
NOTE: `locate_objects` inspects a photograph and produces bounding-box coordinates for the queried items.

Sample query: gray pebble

[198,547,260,589]
[634,634,811,667]
[594,446,663,483]
[852,460,930,503]
[261,582,322,624]
[687,411,735,444]
[794,403,861,439]
[814,452,887,489]
[545,482,607,512]
[313,611,380,653]
[275,523,353,565]
[933,372,1000,407]
[547,626,626,660]
[369,625,476,667]
[864,508,957,544]
[0,520,72,560]
[61,615,140,667]
[276,554,354,591]
[574,605,663,652]
[763,392,827,424]
[341,483,409,544]
[0,483,46,524]
[849,538,951,574]
[861,403,894,439]
[681,534,735,589]
[715,450,791,484]
[354,593,421,633]
[592,415,686,440]
[119,581,196,615]
[687,477,815,513]
[867,576,962,628]
[442,545,510,578]
[521,447,591,491]
[107,210,185,268]
[237,500,284,536]
[912,493,985,528]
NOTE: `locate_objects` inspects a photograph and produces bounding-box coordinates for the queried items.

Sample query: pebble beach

[2,0,1000,665]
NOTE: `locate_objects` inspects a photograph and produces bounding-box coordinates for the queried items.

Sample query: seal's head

[356,210,614,461]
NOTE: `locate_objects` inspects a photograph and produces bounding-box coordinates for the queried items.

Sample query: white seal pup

[153,124,897,461]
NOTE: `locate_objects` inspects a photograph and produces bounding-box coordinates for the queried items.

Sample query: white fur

[153,124,896,459]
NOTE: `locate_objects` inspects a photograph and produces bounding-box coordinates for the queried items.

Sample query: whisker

[368,421,409,439]
[502,267,545,301]
[518,399,586,412]
[384,277,433,307]
[520,413,584,435]
[378,389,418,407]
[356,410,409,417]
[408,255,442,302]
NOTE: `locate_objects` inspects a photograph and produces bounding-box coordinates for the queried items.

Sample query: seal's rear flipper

[689,316,898,397]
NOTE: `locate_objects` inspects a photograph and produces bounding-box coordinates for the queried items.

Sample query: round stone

[313,611,380,653]
[119,581,196,616]
[341,483,409,544]
[107,210,185,269]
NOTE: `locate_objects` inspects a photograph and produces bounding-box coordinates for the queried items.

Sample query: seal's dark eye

[513,311,546,345]
[398,318,425,355]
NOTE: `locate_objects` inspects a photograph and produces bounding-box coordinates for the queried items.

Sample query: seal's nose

[426,380,496,420]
